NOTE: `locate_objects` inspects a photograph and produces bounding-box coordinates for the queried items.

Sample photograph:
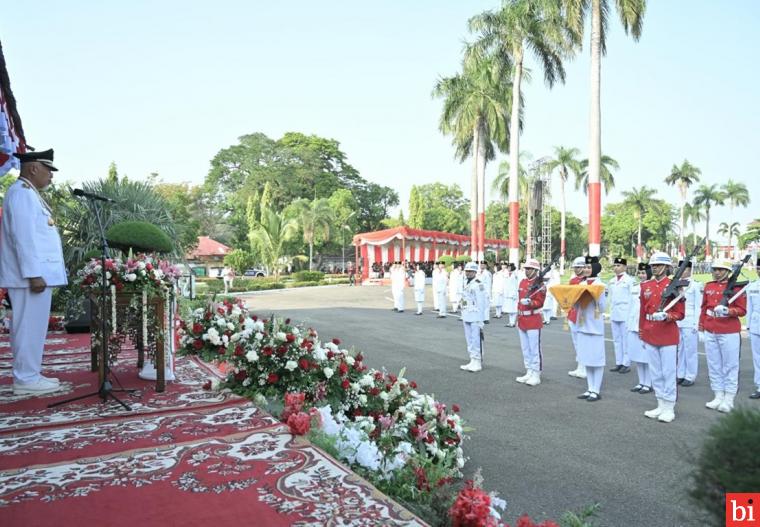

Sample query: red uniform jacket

[567,275,586,324]
[639,276,685,346]
[699,280,746,334]
[517,277,546,331]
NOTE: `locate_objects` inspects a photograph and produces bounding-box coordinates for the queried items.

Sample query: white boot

[525,370,541,386]
[657,400,676,423]
[717,393,735,413]
[644,399,664,419]
[460,359,476,371]
[464,359,482,372]
[705,391,725,410]
[516,370,532,383]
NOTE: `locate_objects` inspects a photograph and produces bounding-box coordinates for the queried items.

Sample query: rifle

[719,254,751,307]
[527,256,560,295]
[479,327,485,364]
[658,239,703,311]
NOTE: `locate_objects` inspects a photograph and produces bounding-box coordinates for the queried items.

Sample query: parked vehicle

[243,268,268,277]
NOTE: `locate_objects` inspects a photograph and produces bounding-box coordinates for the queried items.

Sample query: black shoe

[415,312,423,316]
[630,384,643,392]
[586,392,601,402]
[680,379,694,387]
[609,365,622,372]
[577,391,591,399]
[484,320,490,324]
[676,377,684,385]
[437,315,446,318]
[749,390,760,399]
[392,308,398,312]
[618,366,631,374]
[638,386,653,394]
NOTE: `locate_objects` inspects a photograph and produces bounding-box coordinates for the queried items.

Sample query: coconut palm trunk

[637,214,643,261]
[508,47,524,265]
[704,206,711,258]
[470,123,480,260]
[587,0,603,257]
[678,182,687,256]
[477,121,487,261]
[559,167,567,272]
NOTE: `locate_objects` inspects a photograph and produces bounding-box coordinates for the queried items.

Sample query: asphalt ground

[239,285,757,526]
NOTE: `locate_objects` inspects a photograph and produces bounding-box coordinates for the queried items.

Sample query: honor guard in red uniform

[699,259,747,413]
[639,252,685,423]
[515,258,546,386]
[567,257,588,379]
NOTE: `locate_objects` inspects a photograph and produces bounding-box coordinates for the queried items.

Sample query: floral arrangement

[77,254,180,295]
[0,288,10,332]
[177,297,249,362]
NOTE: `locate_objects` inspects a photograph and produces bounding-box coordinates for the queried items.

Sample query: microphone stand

[49,196,134,410]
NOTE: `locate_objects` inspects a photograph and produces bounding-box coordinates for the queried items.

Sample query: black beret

[637,262,650,271]
[585,256,599,264]
[613,257,627,265]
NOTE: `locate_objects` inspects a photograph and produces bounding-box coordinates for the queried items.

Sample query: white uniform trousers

[507,313,517,326]
[568,322,581,364]
[432,286,439,311]
[393,289,405,311]
[8,287,53,385]
[436,289,448,317]
[643,342,678,403]
[493,298,503,317]
[677,327,699,382]
[463,321,482,361]
[634,361,651,387]
[518,329,542,371]
[751,333,760,390]
[704,331,741,395]
[482,294,491,322]
[611,320,629,366]
[585,366,604,394]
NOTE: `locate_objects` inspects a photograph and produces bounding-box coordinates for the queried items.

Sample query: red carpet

[0,332,426,526]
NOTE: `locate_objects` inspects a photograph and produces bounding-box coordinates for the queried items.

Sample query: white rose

[106,271,112,279]
[285,360,298,371]
[138,261,146,269]
[253,320,265,332]
[325,342,338,352]
[242,377,252,387]
[323,367,334,379]
[345,356,355,366]
[126,273,137,282]
[254,332,263,341]
[245,350,259,362]
[359,374,374,387]
[291,327,300,336]
[350,382,360,393]
[379,391,389,401]
[275,332,287,342]
[312,346,327,361]
[226,322,235,331]
[358,394,368,406]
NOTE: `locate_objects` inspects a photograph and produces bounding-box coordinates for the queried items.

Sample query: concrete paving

[239,284,756,526]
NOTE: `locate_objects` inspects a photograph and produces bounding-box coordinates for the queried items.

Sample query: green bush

[438,255,454,266]
[320,277,350,285]
[286,281,320,288]
[293,270,324,282]
[106,221,173,254]
[688,407,760,525]
[454,255,472,264]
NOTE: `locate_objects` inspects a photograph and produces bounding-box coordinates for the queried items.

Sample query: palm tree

[722,179,750,218]
[664,159,701,256]
[468,0,574,264]
[621,186,659,261]
[563,0,646,256]
[546,146,582,271]
[296,198,334,270]
[717,221,741,250]
[739,219,760,249]
[433,53,513,261]
[683,202,705,249]
[249,206,298,282]
[575,155,619,195]
[693,184,726,258]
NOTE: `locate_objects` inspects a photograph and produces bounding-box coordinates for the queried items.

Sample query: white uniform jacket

[573,276,607,335]
[460,278,486,323]
[503,272,519,312]
[607,273,634,322]
[433,269,448,295]
[448,270,463,302]
[626,282,641,331]
[390,267,405,292]
[413,270,426,302]
[676,278,703,329]
[491,270,505,303]
[747,279,760,336]
[0,179,67,288]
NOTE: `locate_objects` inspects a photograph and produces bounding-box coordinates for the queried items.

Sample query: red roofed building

[186,236,231,277]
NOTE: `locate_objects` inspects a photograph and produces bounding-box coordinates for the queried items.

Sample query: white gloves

[476,321,485,329]
[650,311,668,322]
[713,305,729,317]
[520,298,532,306]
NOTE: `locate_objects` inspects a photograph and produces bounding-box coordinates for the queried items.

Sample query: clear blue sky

[3,1,759,243]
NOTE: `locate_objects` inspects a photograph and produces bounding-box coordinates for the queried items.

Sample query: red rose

[352,408,363,417]
[327,351,334,360]
[262,346,273,356]
[410,381,417,389]
[193,339,203,350]
[115,282,124,291]
[341,379,350,390]
[369,387,380,397]
[252,315,258,322]
[204,312,213,321]
[202,380,212,390]
[233,370,247,381]
[276,345,287,356]
[234,345,244,357]
[374,371,384,381]
[355,352,364,362]
[145,263,153,271]
[452,404,460,413]
[286,333,296,343]
[287,412,311,435]
[284,392,305,410]
[298,358,310,370]
[267,372,279,384]
[285,318,291,325]
[388,374,397,384]
[332,338,341,345]
[192,323,203,334]
[338,362,348,376]
[217,346,226,355]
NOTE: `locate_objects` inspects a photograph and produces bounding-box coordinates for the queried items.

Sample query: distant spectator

[222,266,235,294]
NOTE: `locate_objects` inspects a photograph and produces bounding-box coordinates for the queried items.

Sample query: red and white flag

[0,41,26,176]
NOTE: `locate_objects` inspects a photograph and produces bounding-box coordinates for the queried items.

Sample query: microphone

[72,188,116,203]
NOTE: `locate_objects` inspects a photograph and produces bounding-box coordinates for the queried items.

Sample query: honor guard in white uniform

[433,261,448,318]
[0,149,67,395]
[448,264,463,312]
[574,256,607,402]
[503,263,519,327]
[459,262,486,372]
[515,258,546,386]
[431,263,442,312]
[567,257,588,378]
[413,263,426,315]
[542,266,560,324]
[477,261,492,323]
[390,261,405,312]
[747,258,760,400]
[608,257,634,373]
[491,262,506,318]
[675,259,703,387]
[628,263,653,394]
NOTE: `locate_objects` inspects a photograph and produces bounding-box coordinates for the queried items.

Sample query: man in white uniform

[478,261,492,324]
[503,263,519,327]
[413,263,426,315]
[433,261,448,318]
[748,258,760,400]
[608,257,634,374]
[460,262,486,372]
[676,259,703,387]
[542,265,560,324]
[491,262,506,319]
[448,263,463,313]
[390,261,405,312]
[0,149,67,395]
